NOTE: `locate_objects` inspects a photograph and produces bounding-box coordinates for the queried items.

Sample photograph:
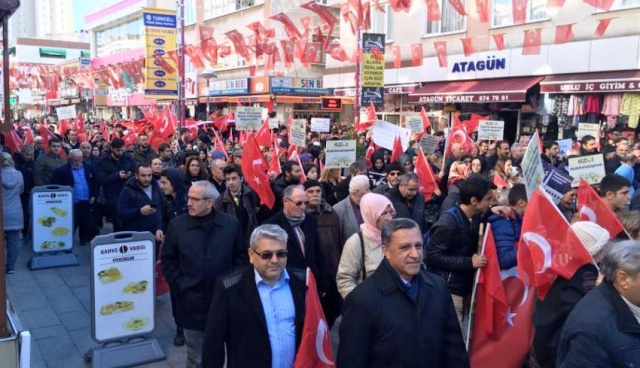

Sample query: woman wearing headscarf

[368,149,387,187]
[2,152,24,274]
[336,193,396,299]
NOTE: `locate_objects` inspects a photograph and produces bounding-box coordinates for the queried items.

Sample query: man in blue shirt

[202,224,307,368]
[51,149,99,245]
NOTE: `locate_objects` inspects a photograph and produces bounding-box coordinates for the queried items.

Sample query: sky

[73,0,101,31]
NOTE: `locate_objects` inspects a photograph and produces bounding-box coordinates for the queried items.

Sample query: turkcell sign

[451,56,506,73]
[143,12,177,28]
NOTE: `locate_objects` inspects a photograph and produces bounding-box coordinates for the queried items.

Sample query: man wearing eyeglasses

[202,224,307,368]
[162,180,246,368]
[51,149,99,245]
[265,184,329,295]
[372,162,403,195]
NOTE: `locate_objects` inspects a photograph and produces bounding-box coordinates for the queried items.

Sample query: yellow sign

[143,7,178,99]
[362,54,384,88]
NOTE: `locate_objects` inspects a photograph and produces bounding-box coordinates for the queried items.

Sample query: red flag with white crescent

[576,178,626,238]
[411,43,423,67]
[522,29,541,55]
[434,41,448,67]
[241,134,275,209]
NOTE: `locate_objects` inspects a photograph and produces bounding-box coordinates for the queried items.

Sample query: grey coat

[333,196,360,242]
[2,167,24,231]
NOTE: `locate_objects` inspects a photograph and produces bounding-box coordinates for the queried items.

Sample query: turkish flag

[23,126,35,145]
[522,29,541,55]
[293,269,335,368]
[414,147,438,198]
[184,45,206,69]
[476,0,489,22]
[372,0,386,12]
[411,43,423,67]
[577,178,626,238]
[58,119,71,136]
[198,24,218,65]
[493,33,506,50]
[493,172,509,189]
[512,0,528,25]
[287,144,300,161]
[357,102,377,133]
[365,140,376,167]
[555,24,574,45]
[301,42,321,64]
[584,0,614,10]
[153,54,175,74]
[465,114,491,134]
[420,107,431,130]
[390,135,404,163]
[595,18,613,37]
[39,126,56,153]
[212,130,229,161]
[156,105,176,139]
[295,154,307,184]
[470,225,534,368]
[4,129,24,154]
[300,1,338,27]
[225,30,251,61]
[389,0,413,12]
[434,41,448,67]
[269,141,282,175]
[426,0,441,21]
[75,112,85,133]
[271,12,302,39]
[280,40,296,68]
[391,45,402,68]
[326,41,350,62]
[445,124,475,157]
[166,50,179,67]
[255,120,272,147]
[461,37,474,57]
[100,121,109,142]
[370,47,384,61]
[122,130,138,147]
[241,134,275,209]
[518,189,594,299]
[448,0,467,16]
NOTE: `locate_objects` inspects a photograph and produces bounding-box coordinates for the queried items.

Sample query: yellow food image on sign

[38,216,56,227]
[51,227,70,236]
[97,267,122,284]
[124,317,149,331]
[100,301,134,316]
[51,207,68,217]
[40,241,65,250]
[123,281,149,294]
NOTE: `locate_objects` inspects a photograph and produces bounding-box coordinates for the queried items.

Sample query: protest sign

[310,118,330,133]
[520,131,545,198]
[541,161,574,203]
[289,119,306,147]
[477,120,505,141]
[419,135,440,154]
[325,140,356,168]
[556,139,573,158]
[577,123,599,140]
[371,121,410,151]
[405,116,424,134]
[235,107,263,130]
[568,154,606,187]
[56,105,77,120]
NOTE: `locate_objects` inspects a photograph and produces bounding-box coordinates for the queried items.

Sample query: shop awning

[39,47,66,58]
[228,95,271,103]
[540,70,640,93]
[81,50,91,58]
[198,97,229,104]
[408,77,543,104]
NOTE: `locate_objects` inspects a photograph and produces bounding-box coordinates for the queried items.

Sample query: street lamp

[201,67,216,119]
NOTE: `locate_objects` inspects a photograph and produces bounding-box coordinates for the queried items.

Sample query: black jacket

[264,212,329,293]
[338,259,469,368]
[213,184,259,242]
[161,210,247,331]
[131,146,158,166]
[335,175,352,203]
[14,154,34,195]
[385,186,426,233]
[534,263,599,368]
[426,206,479,296]
[557,281,640,367]
[117,178,162,233]
[95,152,137,201]
[201,266,306,368]
[51,163,99,200]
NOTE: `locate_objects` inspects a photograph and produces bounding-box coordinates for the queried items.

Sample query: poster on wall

[91,232,155,343]
[310,118,330,133]
[235,107,263,130]
[477,120,505,141]
[568,154,606,187]
[289,120,306,147]
[142,7,178,99]
[325,140,357,168]
[56,105,77,120]
[520,131,545,198]
[31,186,74,253]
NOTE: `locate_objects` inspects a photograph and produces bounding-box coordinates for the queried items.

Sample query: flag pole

[465,222,487,350]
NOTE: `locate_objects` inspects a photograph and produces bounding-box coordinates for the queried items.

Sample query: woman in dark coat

[183,156,209,186]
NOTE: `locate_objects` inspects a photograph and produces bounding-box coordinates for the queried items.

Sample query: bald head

[451,143,464,159]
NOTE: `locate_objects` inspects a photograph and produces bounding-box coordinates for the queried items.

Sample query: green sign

[9,97,16,106]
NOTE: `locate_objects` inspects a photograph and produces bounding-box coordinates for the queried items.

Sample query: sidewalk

[6,226,186,368]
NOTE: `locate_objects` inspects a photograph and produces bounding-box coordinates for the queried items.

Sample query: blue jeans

[5,230,21,271]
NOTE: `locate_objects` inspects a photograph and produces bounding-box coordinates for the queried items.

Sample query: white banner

[56,105,77,120]
[568,154,606,187]
[289,119,306,147]
[371,121,410,151]
[325,140,357,168]
[520,131,545,199]
[477,120,505,141]
[235,106,263,131]
[310,118,330,133]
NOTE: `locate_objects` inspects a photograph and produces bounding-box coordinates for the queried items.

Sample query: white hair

[249,224,288,250]
[349,175,370,194]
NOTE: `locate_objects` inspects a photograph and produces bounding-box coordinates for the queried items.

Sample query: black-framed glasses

[285,198,305,207]
[251,248,288,260]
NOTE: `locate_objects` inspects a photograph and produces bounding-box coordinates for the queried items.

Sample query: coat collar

[374,258,434,310]
[184,209,228,230]
[601,282,640,335]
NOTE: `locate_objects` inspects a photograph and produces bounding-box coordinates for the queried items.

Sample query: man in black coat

[264,184,329,294]
[385,172,426,233]
[95,138,136,231]
[202,224,306,368]
[14,145,35,239]
[557,241,640,367]
[117,165,162,234]
[51,149,99,245]
[338,218,469,368]
[162,180,246,368]
[213,164,259,242]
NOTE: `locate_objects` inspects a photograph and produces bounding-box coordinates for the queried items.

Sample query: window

[371,4,394,41]
[204,0,263,19]
[424,0,466,35]
[606,0,640,10]
[184,0,196,25]
[492,0,546,27]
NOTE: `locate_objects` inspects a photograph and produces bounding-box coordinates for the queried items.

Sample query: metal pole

[0,16,10,338]
[177,0,185,129]
[206,90,210,119]
[353,27,362,133]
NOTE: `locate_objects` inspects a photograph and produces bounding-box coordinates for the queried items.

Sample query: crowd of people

[1,115,639,367]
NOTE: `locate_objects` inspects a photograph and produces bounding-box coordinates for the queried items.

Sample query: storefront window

[424,0,466,35]
[492,0,547,27]
[371,4,394,41]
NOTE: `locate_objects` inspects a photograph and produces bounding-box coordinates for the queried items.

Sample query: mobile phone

[150,203,158,209]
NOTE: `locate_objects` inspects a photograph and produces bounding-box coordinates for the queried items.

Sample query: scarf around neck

[285,212,306,228]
